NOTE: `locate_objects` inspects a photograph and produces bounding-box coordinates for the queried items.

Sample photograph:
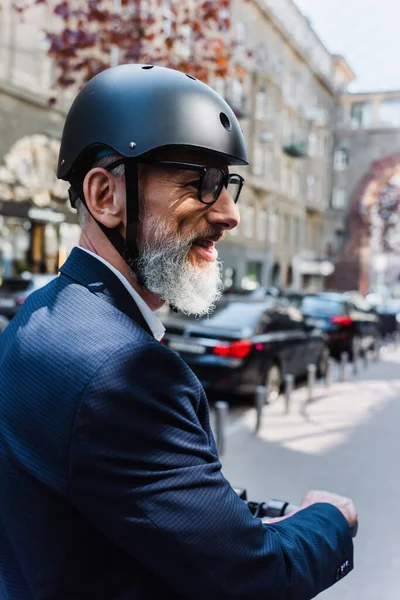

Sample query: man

[0,64,357,599]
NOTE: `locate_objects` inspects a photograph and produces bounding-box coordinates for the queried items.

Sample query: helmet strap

[67,161,143,283]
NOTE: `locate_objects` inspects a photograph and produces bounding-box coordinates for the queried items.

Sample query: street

[216,346,400,599]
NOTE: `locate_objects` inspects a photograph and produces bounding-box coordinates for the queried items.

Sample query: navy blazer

[0,248,353,599]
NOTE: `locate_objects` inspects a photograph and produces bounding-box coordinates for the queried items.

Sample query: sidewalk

[218,347,400,599]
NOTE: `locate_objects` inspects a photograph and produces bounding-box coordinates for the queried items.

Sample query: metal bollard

[325,357,335,387]
[307,364,316,403]
[374,339,381,362]
[284,374,294,414]
[340,352,349,381]
[214,401,229,456]
[255,385,266,434]
[352,347,360,376]
[393,332,399,350]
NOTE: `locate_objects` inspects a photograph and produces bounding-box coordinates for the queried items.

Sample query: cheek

[174,200,209,235]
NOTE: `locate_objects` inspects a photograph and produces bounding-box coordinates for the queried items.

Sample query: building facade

[216,0,339,292]
[1,0,340,290]
[0,0,80,277]
[327,89,400,294]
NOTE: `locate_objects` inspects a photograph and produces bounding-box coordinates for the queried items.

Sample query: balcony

[282,140,308,158]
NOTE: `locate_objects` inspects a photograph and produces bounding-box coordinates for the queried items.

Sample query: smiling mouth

[191,236,220,262]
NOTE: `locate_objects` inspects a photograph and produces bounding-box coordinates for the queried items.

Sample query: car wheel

[317,347,329,379]
[265,363,282,404]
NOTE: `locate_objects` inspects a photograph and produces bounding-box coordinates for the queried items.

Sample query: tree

[13,0,247,98]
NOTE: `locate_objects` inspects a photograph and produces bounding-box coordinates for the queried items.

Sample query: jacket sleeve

[68,341,353,600]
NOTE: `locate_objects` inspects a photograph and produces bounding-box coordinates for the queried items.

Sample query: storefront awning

[298,259,335,277]
[0,199,77,224]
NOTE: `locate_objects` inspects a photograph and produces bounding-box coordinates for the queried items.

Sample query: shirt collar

[78,247,165,341]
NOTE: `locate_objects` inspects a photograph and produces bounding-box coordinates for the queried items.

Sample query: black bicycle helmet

[57,63,248,272]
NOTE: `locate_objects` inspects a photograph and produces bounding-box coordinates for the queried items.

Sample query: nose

[206,186,240,231]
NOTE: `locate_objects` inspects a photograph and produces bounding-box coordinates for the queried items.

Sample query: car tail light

[330,315,353,326]
[213,340,252,359]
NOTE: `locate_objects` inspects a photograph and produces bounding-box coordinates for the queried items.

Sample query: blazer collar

[59,247,153,337]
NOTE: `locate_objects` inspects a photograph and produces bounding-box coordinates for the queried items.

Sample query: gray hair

[75,153,125,229]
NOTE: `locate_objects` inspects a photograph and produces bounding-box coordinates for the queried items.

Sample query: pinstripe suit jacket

[0,247,353,599]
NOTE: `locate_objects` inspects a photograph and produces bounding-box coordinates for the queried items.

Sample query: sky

[294,0,400,92]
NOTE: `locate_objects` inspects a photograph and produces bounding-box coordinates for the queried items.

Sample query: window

[235,22,246,46]
[334,230,345,253]
[350,101,373,128]
[163,0,173,37]
[318,132,327,158]
[266,94,276,120]
[294,216,300,248]
[378,99,400,128]
[268,210,278,244]
[175,24,192,60]
[252,143,264,176]
[334,148,349,171]
[282,114,292,142]
[255,89,266,120]
[231,78,244,110]
[300,296,345,317]
[256,208,268,242]
[213,77,226,98]
[308,133,317,157]
[243,262,263,291]
[281,156,290,192]
[283,214,290,242]
[243,204,255,238]
[195,301,274,331]
[307,175,315,201]
[292,168,300,197]
[332,188,347,209]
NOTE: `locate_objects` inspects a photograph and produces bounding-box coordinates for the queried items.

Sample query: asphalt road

[217,347,400,599]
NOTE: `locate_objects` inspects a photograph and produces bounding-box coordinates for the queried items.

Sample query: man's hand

[262,490,358,532]
[299,490,358,531]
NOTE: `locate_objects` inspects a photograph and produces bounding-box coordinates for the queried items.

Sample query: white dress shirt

[78,247,165,341]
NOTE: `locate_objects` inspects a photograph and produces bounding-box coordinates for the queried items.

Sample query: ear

[83,168,124,228]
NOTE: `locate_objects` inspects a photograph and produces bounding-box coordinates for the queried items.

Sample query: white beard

[136,217,224,316]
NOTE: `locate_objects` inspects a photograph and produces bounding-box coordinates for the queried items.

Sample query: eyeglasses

[104,158,245,205]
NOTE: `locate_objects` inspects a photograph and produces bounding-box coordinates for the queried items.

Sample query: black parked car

[375,300,400,337]
[286,292,380,360]
[0,274,58,319]
[161,298,329,401]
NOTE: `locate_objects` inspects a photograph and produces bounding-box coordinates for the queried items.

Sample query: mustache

[186,228,225,245]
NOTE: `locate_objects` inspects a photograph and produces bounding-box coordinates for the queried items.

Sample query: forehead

[147,147,228,170]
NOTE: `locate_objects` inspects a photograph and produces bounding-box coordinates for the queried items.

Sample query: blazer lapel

[59,247,153,337]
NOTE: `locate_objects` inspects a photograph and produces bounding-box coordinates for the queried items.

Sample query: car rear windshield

[0,279,31,293]
[171,300,274,331]
[301,296,345,317]
[204,301,276,330]
[376,301,400,314]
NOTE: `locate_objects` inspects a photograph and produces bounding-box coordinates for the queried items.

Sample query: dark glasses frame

[102,158,245,205]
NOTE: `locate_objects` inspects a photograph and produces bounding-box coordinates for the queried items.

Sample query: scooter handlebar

[233,490,358,538]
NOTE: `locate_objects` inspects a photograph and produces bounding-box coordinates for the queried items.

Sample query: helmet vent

[142,65,154,70]
[186,74,196,80]
[220,112,232,131]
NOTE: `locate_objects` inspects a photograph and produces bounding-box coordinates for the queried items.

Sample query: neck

[79,232,165,312]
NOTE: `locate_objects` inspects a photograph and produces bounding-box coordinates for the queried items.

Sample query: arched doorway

[271,262,281,286]
[0,134,74,276]
[286,265,293,288]
[330,152,400,295]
